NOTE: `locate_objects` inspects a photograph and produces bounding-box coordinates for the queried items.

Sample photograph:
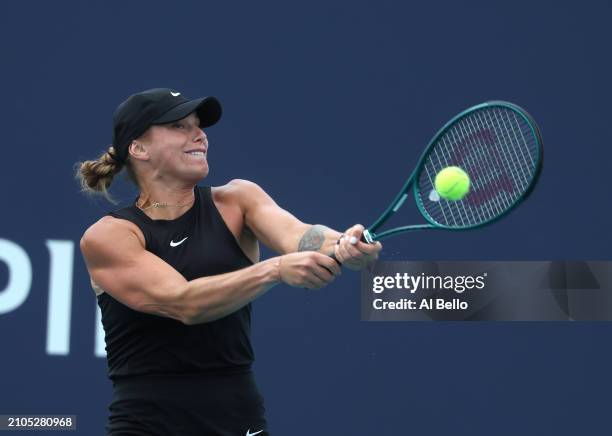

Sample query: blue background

[1,0,611,434]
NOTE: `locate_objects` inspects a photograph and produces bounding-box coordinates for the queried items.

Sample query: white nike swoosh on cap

[246,430,264,436]
[171,91,181,97]
[170,237,188,247]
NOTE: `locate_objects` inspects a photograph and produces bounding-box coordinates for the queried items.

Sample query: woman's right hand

[277,252,342,289]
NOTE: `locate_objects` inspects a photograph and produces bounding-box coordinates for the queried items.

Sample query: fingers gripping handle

[328,229,374,268]
[327,235,345,268]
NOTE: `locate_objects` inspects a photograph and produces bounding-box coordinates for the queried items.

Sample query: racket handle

[361,229,375,244]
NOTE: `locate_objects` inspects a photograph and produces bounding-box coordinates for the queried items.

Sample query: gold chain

[136,198,194,211]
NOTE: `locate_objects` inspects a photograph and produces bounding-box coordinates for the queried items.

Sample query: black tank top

[98,185,255,380]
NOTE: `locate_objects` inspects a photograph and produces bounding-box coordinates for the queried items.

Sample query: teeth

[187,151,205,156]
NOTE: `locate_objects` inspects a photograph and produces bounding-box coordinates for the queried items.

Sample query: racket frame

[363,101,543,243]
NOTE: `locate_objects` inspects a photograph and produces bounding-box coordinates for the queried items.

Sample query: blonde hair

[75,146,137,202]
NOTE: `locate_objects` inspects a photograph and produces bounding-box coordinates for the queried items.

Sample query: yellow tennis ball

[434,166,470,201]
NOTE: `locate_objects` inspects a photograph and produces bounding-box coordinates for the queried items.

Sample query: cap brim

[152,96,222,128]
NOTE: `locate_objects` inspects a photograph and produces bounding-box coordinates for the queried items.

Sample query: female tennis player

[77,88,382,436]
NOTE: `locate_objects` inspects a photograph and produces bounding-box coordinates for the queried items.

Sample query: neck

[137,185,196,220]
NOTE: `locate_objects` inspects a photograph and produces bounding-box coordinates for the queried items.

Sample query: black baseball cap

[111,88,222,164]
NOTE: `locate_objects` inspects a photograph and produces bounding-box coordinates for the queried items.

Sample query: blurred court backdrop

[1,1,611,434]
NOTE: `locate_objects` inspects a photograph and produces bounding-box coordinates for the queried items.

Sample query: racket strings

[417,106,539,228]
[460,114,515,217]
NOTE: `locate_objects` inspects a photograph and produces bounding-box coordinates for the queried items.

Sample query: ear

[128,141,150,162]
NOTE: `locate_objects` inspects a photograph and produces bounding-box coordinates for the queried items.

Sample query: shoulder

[80,215,145,259]
[211,179,271,211]
[211,178,263,197]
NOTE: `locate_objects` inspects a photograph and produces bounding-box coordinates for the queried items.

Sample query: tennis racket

[361,100,543,243]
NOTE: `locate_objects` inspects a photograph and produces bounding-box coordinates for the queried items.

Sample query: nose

[194,128,207,144]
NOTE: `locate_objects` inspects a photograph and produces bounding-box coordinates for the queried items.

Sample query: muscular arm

[231,179,381,270]
[81,217,281,325]
[81,215,340,325]
[228,179,342,255]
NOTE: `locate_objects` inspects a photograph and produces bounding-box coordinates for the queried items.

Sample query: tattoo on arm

[297,225,331,251]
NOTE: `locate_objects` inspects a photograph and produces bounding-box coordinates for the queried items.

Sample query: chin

[173,161,209,184]
[191,164,209,181]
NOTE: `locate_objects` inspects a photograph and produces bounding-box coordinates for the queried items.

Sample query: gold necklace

[136,198,194,211]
